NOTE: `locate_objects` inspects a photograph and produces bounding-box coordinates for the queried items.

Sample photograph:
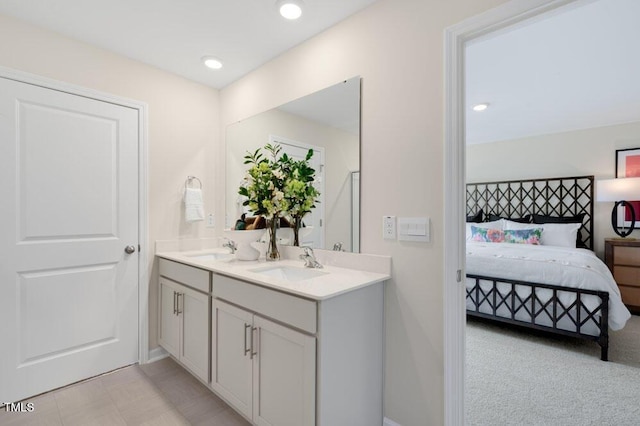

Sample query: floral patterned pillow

[503,228,543,245]
[471,226,543,244]
[470,226,504,243]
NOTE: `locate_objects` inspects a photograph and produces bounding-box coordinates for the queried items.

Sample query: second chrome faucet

[300,247,323,269]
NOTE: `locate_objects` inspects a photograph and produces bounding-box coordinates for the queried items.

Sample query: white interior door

[0,77,139,403]
[271,136,324,249]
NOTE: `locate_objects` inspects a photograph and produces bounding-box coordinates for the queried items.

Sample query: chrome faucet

[223,238,237,254]
[300,246,323,269]
[332,242,344,251]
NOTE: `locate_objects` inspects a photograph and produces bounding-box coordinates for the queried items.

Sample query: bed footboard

[466,274,609,361]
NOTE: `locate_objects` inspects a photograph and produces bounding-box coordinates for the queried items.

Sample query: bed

[465,175,631,361]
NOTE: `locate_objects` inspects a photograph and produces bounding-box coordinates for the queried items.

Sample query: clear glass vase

[266,217,280,261]
[292,216,302,247]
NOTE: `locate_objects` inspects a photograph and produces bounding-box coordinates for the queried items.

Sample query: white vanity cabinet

[210,272,383,426]
[158,259,210,383]
[211,274,316,426]
[211,277,316,426]
[156,253,386,426]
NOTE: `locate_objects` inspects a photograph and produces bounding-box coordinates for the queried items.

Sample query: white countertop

[156,249,390,301]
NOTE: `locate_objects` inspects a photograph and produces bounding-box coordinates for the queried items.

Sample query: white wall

[467,121,640,257]
[218,0,509,424]
[0,14,220,350]
[226,108,358,250]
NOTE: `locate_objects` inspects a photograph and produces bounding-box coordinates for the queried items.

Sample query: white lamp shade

[596,177,640,202]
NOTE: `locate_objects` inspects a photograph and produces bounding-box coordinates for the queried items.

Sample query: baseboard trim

[384,417,402,426]
[147,347,169,364]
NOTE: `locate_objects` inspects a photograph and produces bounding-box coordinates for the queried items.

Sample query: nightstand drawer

[619,285,640,307]
[613,266,640,287]
[613,246,640,266]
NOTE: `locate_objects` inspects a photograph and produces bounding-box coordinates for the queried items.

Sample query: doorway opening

[443,1,590,424]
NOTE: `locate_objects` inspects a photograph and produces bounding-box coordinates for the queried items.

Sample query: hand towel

[184,187,204,222]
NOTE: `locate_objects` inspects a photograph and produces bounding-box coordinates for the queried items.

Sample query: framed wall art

[615,148,640,227]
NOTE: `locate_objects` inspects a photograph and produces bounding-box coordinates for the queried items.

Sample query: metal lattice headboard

[466,175,594,250]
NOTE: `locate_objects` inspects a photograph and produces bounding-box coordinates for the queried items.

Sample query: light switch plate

[398,217,430,242]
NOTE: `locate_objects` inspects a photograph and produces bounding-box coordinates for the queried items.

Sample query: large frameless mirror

[225,76,361,252]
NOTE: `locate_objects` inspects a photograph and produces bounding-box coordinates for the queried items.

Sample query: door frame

[443,0,580,424]
[0,66,150,364]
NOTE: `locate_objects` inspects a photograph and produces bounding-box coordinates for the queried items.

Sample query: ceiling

[0,0,378,89]
[3,0,635,141]
[465,0,640,145]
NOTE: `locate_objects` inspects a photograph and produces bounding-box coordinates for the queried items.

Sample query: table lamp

[596,177,640,238]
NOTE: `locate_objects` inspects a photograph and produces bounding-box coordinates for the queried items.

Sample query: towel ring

[185,176,202,189]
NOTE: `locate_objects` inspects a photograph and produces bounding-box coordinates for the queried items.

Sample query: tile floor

[0,357,250,426]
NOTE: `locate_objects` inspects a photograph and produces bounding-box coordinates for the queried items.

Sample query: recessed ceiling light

[472,103,489,112]
[277,0,303,20]
[202,56,223,70]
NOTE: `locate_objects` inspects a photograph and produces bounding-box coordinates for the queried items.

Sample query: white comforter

[466,242,631,330]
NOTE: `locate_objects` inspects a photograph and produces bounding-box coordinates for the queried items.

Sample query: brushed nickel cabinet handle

[173,291,177,315]
[244,323,251,356]
[251,326,258,359]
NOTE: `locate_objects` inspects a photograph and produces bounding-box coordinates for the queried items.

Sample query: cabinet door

[253,316,316,426]
[212,299,253,420]
[158,278,180,358]
[180,285,210,383]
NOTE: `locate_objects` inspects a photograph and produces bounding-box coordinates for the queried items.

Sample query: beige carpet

[466,315,640,426]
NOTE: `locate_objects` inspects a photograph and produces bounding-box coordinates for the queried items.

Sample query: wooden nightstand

[605,238,640,314]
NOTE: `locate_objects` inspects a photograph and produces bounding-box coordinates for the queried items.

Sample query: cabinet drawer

[613,246,640,266]
[159,259,210,293]
[613,266,640,287]
[619,285,640,308]
[213,274,317,334]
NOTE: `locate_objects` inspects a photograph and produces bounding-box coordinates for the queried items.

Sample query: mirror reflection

[226,77,361,252]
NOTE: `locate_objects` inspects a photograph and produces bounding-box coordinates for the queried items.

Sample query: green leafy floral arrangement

[238,143,320,247]
[238,143,289,219]
[280,150,320,245]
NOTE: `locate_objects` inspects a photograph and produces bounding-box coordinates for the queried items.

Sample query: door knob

[124,245,136,254]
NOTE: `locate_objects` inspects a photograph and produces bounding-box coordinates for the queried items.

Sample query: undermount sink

[185,252,233,262]
[249,265,327,282]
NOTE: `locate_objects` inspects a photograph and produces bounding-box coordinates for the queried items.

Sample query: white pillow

[503,220,535,230]
[503,220,580,248]
[466,219,504,241]
[538,222,581,248]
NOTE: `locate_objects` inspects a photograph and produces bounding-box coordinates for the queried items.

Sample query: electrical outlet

[206,213,215,228]
[383,216,396,240]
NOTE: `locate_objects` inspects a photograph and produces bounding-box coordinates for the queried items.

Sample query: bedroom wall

[218,0,510,424]
[0,13,220,350]
[467,121,640,257]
